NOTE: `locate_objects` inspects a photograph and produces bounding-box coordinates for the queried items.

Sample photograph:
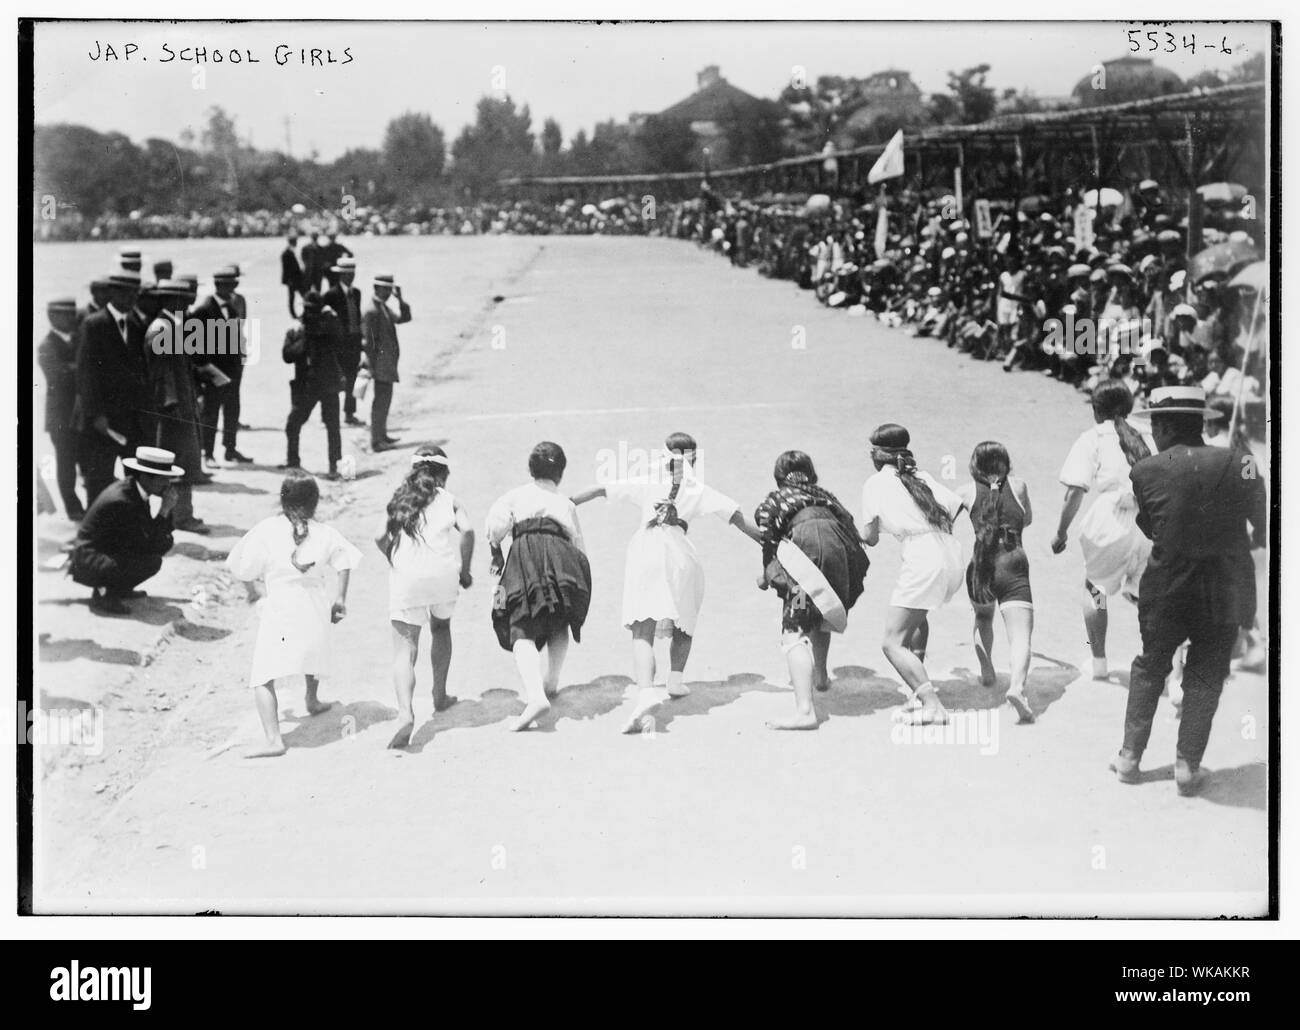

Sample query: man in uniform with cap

[37,297,85,520]
[193,266,254,466]
[143,280,211,533]
[69,445,183,615]
[75,270,150,503]
[361,272,410,451]
[322,256,365,425]
[1110,386,1267,795]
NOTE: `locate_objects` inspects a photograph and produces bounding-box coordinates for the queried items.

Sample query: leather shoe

[1109,751,1141,784]
[225,449,254,464]
[345,415,367,427]
[90,589,130,615]
[175,517,211,535]
[383,435,401,444]
[372,441,394,453]
[276,460,302,470]
[1175,758,1206,796]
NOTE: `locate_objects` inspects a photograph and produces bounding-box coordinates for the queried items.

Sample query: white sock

[1092,656,1109,679]
[667,671,688,696]
[512,644,548,706]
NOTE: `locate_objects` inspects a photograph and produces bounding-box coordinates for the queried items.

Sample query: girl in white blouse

[378,445,475,750]
[485,442,592,732]
[226,470,362,757]
[860,423,965,726]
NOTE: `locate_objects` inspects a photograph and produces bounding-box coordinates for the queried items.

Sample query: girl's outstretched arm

[728,509,763,543]
[332,570,351,623]
[569,485,607,506]
[1051,486,1085,553]
[861,516,881,548]
[1015,477,1033,528]
[459,528,476,588]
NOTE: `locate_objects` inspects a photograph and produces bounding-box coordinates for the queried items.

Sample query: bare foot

[978,661,997,688]
[543,684,560,699]
[510,700,550,731]
[387,722,414,749]
[621,712,658,734]
[1005,692,1035,724]
[766,712,819,730]
[305,698,335,716]
[893,704,949,725]
[433,695,459,712]
[814,673,832,693]
[243,740,287,758]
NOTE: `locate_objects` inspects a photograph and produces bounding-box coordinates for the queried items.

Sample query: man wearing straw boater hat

[75,269,149,503]
[322,256,365,426]
[1109,386,1267,796]
[69,446,184,615]
[192,265,254,467]
[142,280,211,534]
[360,271,410,452]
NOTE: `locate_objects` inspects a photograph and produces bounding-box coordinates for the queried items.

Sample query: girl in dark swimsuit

[957,441,1036,724]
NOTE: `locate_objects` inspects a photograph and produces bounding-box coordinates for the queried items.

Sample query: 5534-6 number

[1127,28,1237,55]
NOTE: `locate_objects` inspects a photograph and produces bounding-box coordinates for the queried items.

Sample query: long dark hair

[648,432,696,530]
[870,423,952,532]
[281,469,320,564]
[1092,380,1151,467]
[382,443,449,564]
[968,441,1012,605]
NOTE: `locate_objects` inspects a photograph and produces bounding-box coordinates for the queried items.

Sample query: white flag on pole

[867,130,905,184]
[874,202,889,256]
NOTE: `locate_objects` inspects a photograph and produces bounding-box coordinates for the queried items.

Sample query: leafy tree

[717,98,786,166]
[382,112,446,202]
[541,117,563,157]
[450,94,535,197]
[634,114,697,173]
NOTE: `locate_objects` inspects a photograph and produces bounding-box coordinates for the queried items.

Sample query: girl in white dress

[860,423,965,725]
[570,432,761,733]
[1050,380,1154,680]
[226,470,362,758]
[378,445,475,750]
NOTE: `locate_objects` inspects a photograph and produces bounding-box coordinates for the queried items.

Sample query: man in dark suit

[300,234,326,295]
[193,266,253,465]
[281,235,304,317]
[322,257,365,425]
[75,270,149,504]
[1111,386,1268,795]
[69,446,182,615]
[37,297,85,519]
[320,233,353,279]
[281,291,344,478]
[360,272,410,451]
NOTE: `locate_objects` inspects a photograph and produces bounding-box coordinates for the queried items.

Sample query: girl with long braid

[1051,380,1155,680]
[572,432,761,733]
[860,423,965,725]
[227,470,362,757]
[378,444,475,750]
[956,442,1036,724]
[754,451,870,729]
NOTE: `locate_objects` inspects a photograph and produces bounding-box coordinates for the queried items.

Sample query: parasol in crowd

[1082,187,1124,209]
[1017,194,1051,214]
[1229,260,1268,296]
[1196,182,1249,206]
[580,203,599,216]
[598,198,622,211]
[805,193,832,214]
[1188,238,1260,285]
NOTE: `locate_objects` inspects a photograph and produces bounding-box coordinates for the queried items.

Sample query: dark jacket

[322,282,363,346]
[37,329,78,435]
[300,241,324,293]
[189,293,246,377]
[283,309,344,389]
[1130,441,1267,628]
[361,294,411,384]
[280,245,304,289]
[73,478,175,560]
[74,306,148,436]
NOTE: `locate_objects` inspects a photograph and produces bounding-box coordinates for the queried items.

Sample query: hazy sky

[34,20,1271,161]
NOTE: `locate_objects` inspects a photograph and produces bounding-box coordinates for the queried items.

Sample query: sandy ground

[33,235,1268,916]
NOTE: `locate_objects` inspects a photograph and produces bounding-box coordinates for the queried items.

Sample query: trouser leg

[51,430,84,517]
[1123,604,1187,759]
[199,382,223,457]
[370,381,393,445]
[221,373,242,451]
[284,382,313,466]
[339,346,360,417]
[78,432,119,505]
[1176,622,1239,767]
[72,549,163,592]
[319,386,342,466]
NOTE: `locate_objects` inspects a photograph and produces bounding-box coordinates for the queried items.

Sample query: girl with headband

[860,423,965,725]
[571,432,761,734]
[378,444,475,749]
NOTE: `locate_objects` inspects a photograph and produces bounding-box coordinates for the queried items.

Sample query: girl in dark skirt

[956,442,1036,724]
[755,451,870,729]
[485,442,592,731]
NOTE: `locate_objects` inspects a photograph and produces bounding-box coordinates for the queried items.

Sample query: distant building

[631,65,765,165]
[1073,55,1185,107]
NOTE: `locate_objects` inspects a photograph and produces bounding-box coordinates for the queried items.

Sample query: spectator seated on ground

[69,446,183,615]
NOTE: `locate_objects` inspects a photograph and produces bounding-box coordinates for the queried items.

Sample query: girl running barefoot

[956,442,1036,724]
[486,442,592,732]
[1051,380,1153,680]
[755,451,870,730]
[226,470,362,758]
[378,445,475,750]
[860,423,965,726]
[570,432,761,734]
